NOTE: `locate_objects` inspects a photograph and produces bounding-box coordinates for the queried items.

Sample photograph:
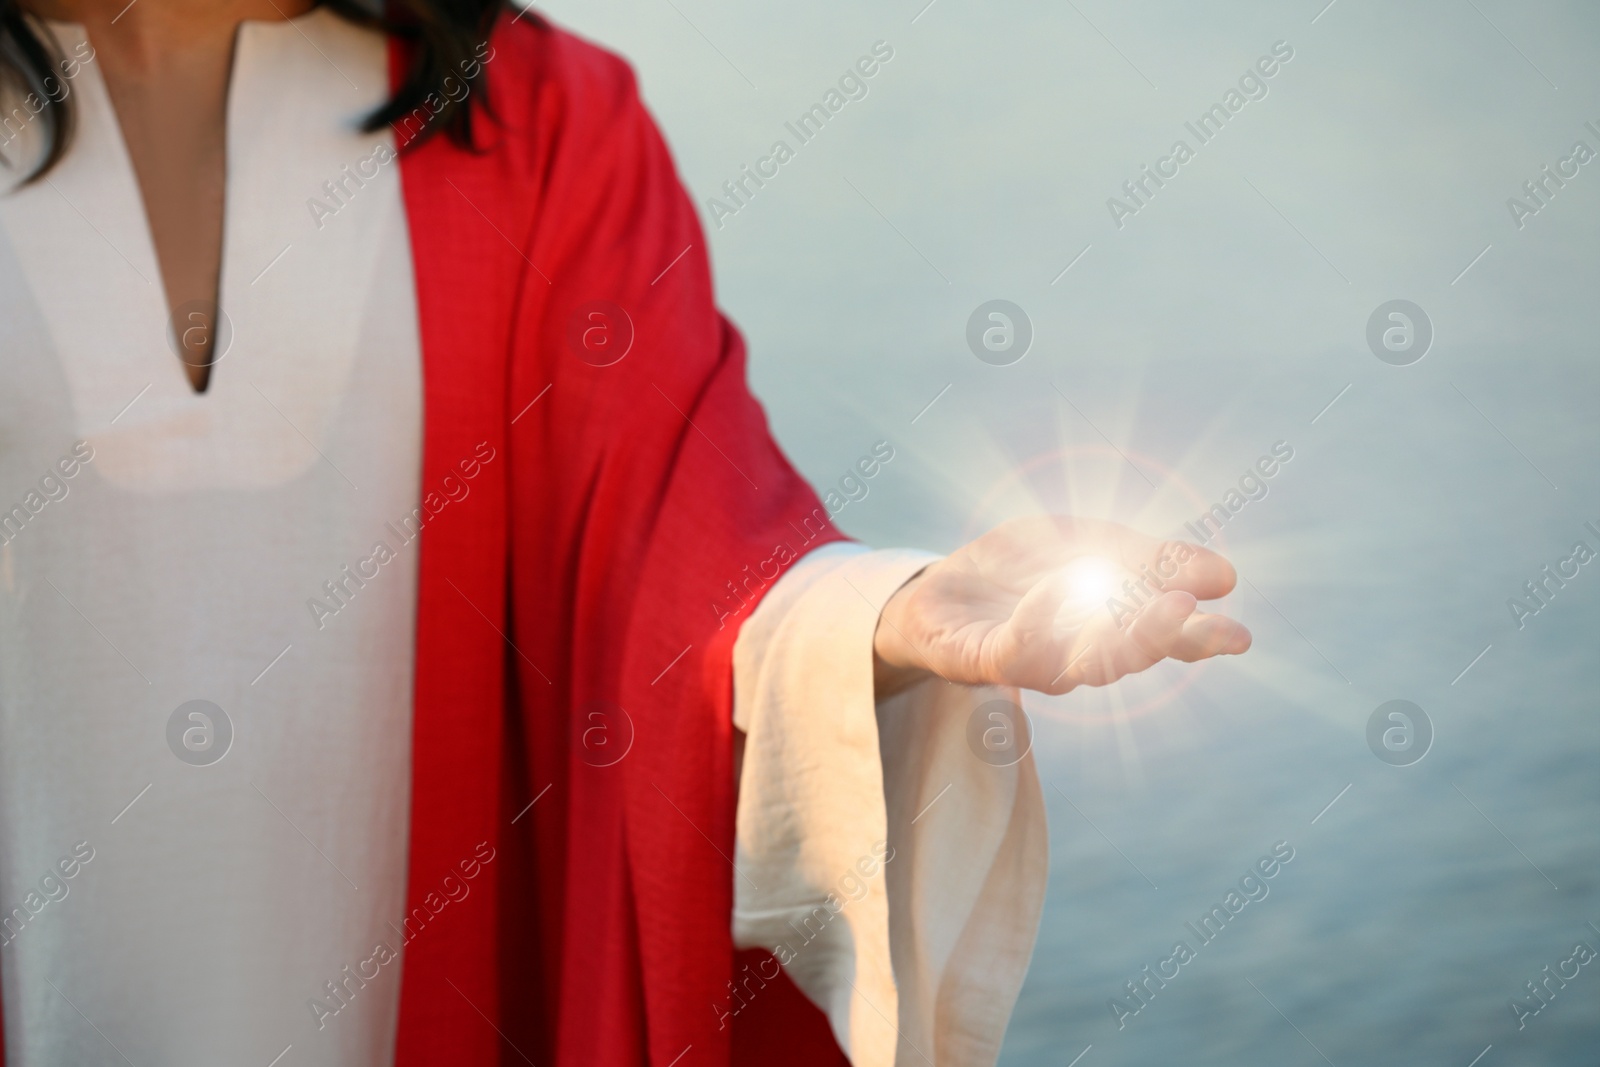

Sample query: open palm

[873,516,1250,696]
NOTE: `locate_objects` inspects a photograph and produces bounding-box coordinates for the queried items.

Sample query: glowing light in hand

[1054,555,1129,630]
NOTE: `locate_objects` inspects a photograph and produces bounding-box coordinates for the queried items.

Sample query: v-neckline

[0,9,405,493]
[54,8,331,397]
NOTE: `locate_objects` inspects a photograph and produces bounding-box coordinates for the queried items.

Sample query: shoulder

[486,12,646,133]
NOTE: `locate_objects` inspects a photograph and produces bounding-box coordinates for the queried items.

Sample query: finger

[1111,533,1238,603]
[1168,612,1252,661]
[1122,590,1197,664]
[1058,590,1193,689]
[1028,518,1238,601]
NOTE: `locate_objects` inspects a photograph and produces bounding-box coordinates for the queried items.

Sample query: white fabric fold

[732,542,1049,1066]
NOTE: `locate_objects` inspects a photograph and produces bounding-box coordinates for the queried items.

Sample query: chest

[0,13,416,494]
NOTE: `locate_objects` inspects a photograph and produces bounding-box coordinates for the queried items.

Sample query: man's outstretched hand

[872,517,1252,697]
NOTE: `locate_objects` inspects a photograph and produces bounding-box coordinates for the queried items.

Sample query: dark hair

[0,0,509,184]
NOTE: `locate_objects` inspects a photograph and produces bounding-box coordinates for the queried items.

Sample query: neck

[22,0,319,63]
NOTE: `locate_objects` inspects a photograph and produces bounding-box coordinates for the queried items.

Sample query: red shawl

[390,14,851,1067]
[0,12,850,1067]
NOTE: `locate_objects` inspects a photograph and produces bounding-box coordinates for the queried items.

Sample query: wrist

[873,569,930,695]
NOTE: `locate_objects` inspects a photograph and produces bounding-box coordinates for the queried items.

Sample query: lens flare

[1054,555,1129,631]
[960,443,1255,726]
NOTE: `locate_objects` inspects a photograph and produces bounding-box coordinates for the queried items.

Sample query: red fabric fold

[393,14,849,1066]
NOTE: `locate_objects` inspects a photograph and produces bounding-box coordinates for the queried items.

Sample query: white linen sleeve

[730,541,1049,1067]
